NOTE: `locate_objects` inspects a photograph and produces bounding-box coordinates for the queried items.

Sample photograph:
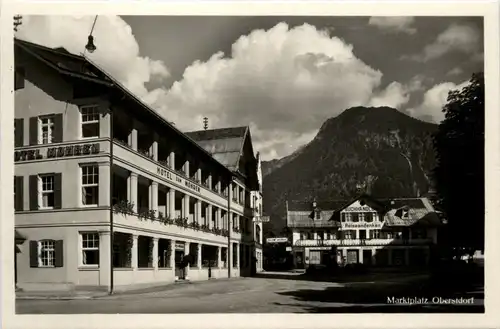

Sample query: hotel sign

[342,222,383,229]
[15,143,100,162]
[156,167,201,194]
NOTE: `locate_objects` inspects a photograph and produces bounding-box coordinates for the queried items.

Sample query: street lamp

[84,16,98,54]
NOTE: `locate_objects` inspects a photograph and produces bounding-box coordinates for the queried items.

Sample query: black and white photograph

[1,1,500,328]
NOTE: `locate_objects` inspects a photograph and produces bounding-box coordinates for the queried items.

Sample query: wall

[15,142,111,211]
[15,51,111,144]
[16,211,109,291]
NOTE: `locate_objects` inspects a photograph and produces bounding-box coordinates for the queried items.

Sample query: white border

[1,1,499,329]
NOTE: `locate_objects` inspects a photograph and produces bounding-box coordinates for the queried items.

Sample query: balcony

[113,141,228,205]
[288,221,340,228]
[294,238,433,247]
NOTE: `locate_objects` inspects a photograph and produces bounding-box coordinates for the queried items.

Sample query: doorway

[363,249,373,266]
[175,250,185,279]
[346,249,359,264]
[295,251,305,269]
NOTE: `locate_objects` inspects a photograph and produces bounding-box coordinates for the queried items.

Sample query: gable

[340,200,378,213]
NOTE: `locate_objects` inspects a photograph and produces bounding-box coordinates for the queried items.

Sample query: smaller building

[286,194,446,269]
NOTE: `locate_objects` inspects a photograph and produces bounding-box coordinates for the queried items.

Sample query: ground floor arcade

[15,224,267,292]
[292,246,431,269]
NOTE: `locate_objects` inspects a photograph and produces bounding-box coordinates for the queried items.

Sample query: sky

[15,15,484,161]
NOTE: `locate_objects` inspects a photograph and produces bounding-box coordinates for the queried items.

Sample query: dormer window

[315,210,321,220]
[402,209,410,219]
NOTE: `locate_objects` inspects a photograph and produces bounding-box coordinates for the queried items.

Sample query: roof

[15,38,112,85]
[383,197,443,227]
[287,200,346,212]
[287,210,340,228]
[186,127,249,172]
[286,200,344,228]
[15,38,235,179]
[287,195,445,228]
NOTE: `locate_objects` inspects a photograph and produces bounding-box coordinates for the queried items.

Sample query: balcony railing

[288,221,340,228]
[294,238,433,247]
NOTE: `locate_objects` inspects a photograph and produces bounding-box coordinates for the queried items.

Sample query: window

[82,165,99,206]
[81,233,99,266]
[80,106,100,138]
[315,211,321,220]
[412,229,427,239]
[39,116,54,144]
[351,213,359,222]
[344,213,352,222]
[365,212,374,222]
[39,240,55,267]
[39,175,54,209]
[371,230,381,239]
[344,230,354,239]
[358,212,365,222]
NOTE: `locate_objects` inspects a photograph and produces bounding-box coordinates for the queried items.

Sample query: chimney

[312,198,317,209]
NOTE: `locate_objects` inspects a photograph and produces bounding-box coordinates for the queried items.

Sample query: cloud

[407,80,470,123]
[17,16,465,161]
[149,22,385,160]
[368,75,426,109]
[446,67,464,76]
[368,82,411,108]
[16,15,170,98]
[368,16,416,34]
[402,24,481,62]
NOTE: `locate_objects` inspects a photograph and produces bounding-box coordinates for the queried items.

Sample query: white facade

[14,39,262,292]
[288,198,442,269]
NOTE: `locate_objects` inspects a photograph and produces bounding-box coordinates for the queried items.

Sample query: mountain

[262,106,438,236]
[261,145,306,176]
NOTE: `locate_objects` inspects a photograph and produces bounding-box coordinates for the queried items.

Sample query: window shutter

[29,175,38,211]
[15,176,24,211]
[53,114,63,143]
[14,118,24,147]
[29,117,38,145]
[54,240,64,267]
[29,240,39,268]
[53,173,62,209]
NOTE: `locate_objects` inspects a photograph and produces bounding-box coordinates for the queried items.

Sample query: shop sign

[344,206,373,212]
[266,237,288,243]
[15,143,100,162]
[254,216,270,223]
[175,242,185,250]
[342,222,383,229]
[157,167,201,194]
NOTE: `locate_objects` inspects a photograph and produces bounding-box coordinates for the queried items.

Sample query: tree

[433,72,484,255]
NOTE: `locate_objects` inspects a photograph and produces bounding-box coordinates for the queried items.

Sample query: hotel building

[14,38,263,292]
[286,194,446,269]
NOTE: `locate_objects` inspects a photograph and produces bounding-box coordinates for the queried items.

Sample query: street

[16,272,484,314]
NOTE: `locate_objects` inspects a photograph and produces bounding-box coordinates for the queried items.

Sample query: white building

[286,194,446,269]
[14,38,262,292]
